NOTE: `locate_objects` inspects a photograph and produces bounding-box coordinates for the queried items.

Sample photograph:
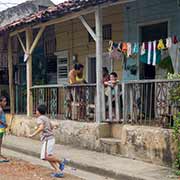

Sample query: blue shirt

[0,107,6,129]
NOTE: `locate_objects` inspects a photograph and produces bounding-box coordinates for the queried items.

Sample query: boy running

[29,104,66,178]
[0,96,9,162]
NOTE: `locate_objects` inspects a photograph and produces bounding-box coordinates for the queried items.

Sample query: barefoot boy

[29,104,66,178]
[0,96,8,162]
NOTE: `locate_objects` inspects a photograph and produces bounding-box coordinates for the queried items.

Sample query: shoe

[51,172,64,178]
[59,159,68,171]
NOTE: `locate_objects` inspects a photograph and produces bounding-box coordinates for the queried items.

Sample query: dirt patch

[0,158,83,180]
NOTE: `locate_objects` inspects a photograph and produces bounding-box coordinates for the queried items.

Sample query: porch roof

[0,0,132,35]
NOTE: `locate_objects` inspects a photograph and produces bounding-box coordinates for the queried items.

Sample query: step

[99,138,121,155]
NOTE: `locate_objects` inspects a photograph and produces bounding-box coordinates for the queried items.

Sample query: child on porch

[29,104,67,178]
[104,72,119,120]
[0,96,9,162]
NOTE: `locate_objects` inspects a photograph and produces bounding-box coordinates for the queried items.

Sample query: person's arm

[29,123,44,138]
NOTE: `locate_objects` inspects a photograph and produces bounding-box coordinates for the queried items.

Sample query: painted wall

[55,4,124,81]
[123,0,180,80]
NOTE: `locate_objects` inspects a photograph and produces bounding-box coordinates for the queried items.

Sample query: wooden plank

[95,6,105,123]
[17,33,26,53]
[115,85,120,121]
[108,86,113,121]
[8,37,15,114]
[79,16,97,42]
[26,28,33,116]
[29,26,45,54]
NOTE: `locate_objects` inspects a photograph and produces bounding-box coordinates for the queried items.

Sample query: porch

[30,79,180,128]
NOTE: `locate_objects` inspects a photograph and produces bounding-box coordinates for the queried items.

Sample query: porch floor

[3,135,174,180]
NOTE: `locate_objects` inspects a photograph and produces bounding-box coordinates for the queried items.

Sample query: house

[0,0,180,166]
[0,0,54,111]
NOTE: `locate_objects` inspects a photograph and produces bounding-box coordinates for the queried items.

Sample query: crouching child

[29,104,66,178]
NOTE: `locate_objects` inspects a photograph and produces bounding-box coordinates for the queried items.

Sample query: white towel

[152,40,157,66]
[148,41,152,65]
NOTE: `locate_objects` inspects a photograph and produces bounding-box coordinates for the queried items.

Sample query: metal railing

[31,84,96,121]
[30,79,180,127]
[119,79,180,127]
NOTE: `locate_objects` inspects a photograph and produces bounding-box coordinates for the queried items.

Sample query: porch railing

[117,79,180,127]
[31,79,180,127]
[31,84,96,121]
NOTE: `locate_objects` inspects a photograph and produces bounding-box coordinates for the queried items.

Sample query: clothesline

[108,35,180,70]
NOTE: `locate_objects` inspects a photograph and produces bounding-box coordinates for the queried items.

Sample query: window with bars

[88,24,112,42]
[56,51,68,84]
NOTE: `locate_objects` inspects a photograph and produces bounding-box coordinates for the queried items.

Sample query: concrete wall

[123,0,180,79]
[6,115,177,167]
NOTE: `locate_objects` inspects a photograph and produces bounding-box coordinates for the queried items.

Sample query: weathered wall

[6,115,177,167]
[123,0,180,79]
[55,4,124,80]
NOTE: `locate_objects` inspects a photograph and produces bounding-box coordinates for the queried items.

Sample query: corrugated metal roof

[0,0,119,34]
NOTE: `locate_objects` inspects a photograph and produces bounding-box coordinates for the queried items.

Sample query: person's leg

[48,161,59,172]
[45,154,61,164]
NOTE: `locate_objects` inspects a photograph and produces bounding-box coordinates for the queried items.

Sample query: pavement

[2,135,177,180]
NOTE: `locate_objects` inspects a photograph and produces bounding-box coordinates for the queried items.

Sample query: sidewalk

[2,135,175,180]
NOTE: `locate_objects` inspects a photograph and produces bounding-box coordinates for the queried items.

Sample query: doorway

[140,22,168,79]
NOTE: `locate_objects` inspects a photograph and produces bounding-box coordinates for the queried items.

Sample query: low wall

[6,115,177,166]
[112,124,177,166]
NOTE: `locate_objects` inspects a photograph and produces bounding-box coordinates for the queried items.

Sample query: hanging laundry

[132,43,139,54]
[147,41,152,65]
[168,42,180,73]
[152,40,157,66]
[118,42,122,52]
[108,40,113,52]
[109,42,122,60]
[173,35,178,44]
[157,39,165,50]
[141,42,145,55]
[127,42,132,57]
[166,37,172,48]
[140,48,161,65]
[122,42,128,54]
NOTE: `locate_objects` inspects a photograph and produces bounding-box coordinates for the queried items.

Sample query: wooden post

[108,86,113,122]
[26,28,33,116]
[95,6,105,123]
[115,85,120,121]
[8,37,15,114]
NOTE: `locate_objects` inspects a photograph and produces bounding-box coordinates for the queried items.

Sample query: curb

[3,143,148,180]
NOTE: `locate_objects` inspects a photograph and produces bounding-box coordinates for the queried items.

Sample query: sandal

[51,172,64,178]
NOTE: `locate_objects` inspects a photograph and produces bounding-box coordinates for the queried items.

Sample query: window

[88,24,112,42]
[55,51,68,84]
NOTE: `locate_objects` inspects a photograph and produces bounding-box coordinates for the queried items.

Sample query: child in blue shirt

[0,96,8,162]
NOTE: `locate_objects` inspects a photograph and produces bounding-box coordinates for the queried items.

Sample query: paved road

[3,148,114,180]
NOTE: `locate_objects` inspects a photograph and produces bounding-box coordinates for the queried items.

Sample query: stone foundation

[6,115,177,167]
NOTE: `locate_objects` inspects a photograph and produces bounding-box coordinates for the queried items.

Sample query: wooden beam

[95,6,105,123]
[17,33,26,53]
[26,28,33,116]
[79,16,96,42]
[29,26,45,54]
[8,37,15,114]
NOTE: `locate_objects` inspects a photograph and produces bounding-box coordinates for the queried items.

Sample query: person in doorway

[0,96,9,162]
[29,104,67,178]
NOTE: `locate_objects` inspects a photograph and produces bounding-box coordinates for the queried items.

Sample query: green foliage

[173,114,180,174]
[168,73,180,175]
